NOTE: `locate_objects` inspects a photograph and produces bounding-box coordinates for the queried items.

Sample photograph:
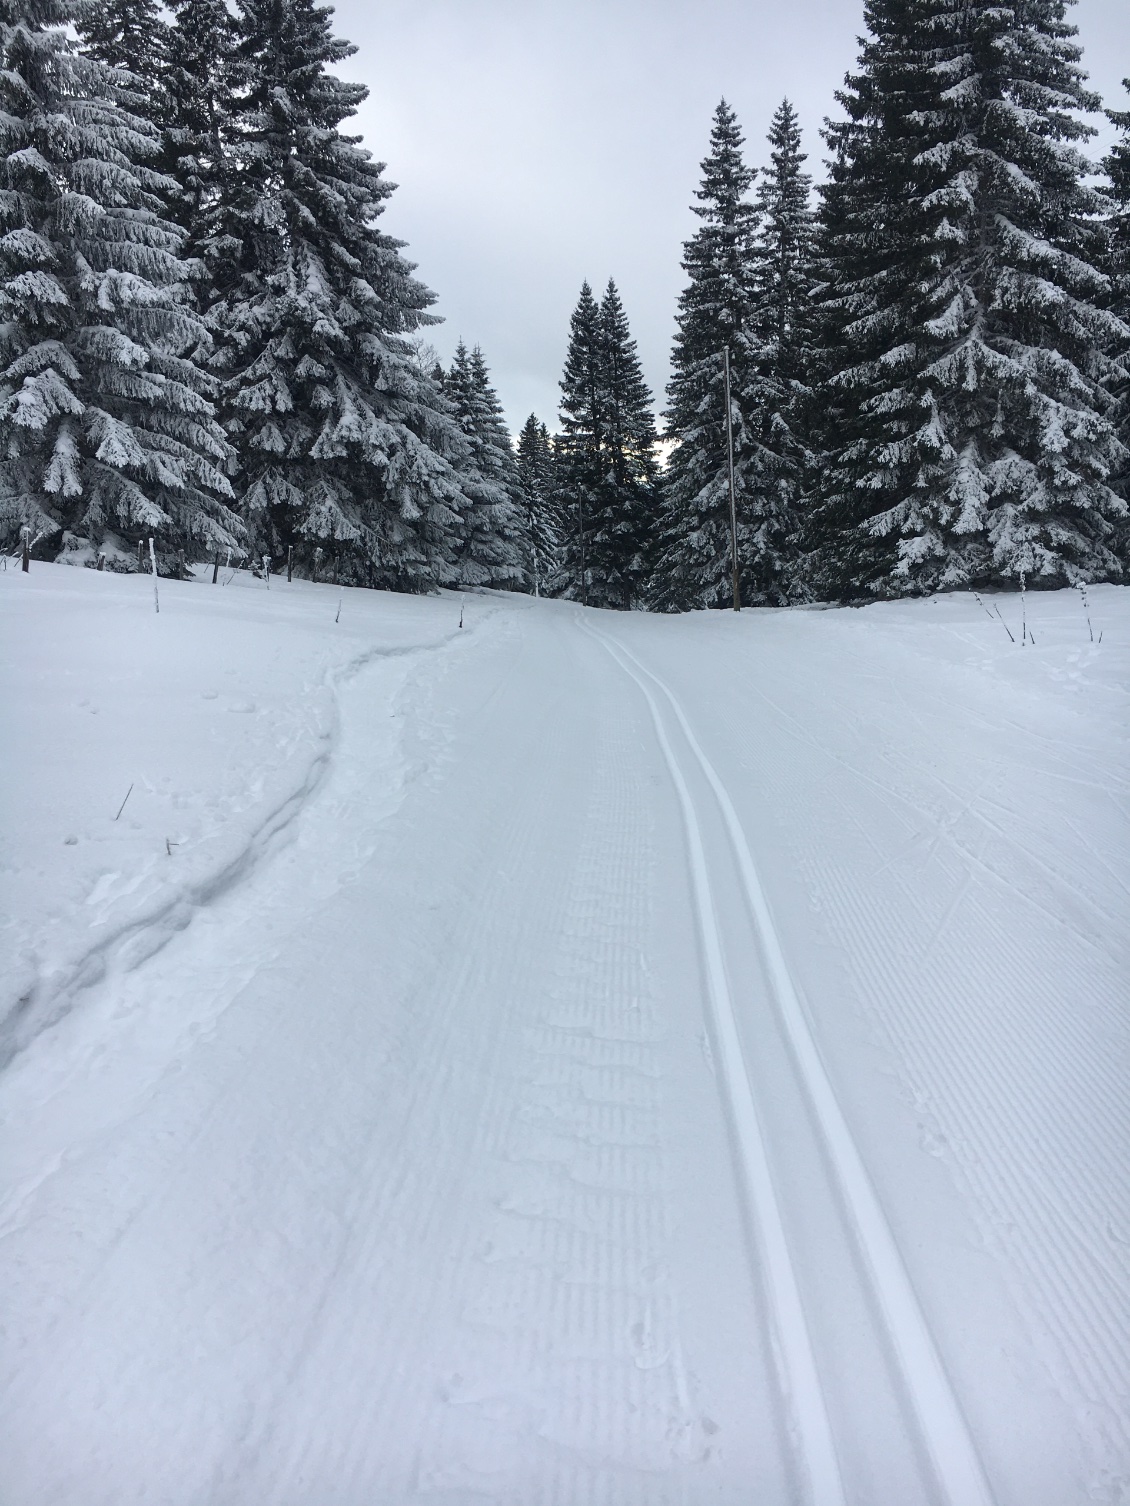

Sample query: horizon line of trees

[2,0,1128,606]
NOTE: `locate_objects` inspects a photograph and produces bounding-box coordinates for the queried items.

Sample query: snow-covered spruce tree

[0,0,240,566]
[804,0,960,597]
[594,279,660,608]
[554,278,659,607]
[652,101,767,611]
[555,279,605,602]
[808,0,1127,599]
[515,412,561,596]
[747,99,818,600]
[209,0,467,589]
[443,342,525,589]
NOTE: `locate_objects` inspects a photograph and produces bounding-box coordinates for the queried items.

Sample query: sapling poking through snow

[974,592,1015,642]
[1076,582,1095,643]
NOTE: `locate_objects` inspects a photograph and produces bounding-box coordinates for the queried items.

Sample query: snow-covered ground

[1,563,1127,1506]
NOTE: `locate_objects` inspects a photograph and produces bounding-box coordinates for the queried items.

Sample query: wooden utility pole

[21,525,30,573]
[724,346,741,612]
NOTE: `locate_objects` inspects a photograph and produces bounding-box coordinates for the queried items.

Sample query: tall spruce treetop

[1105,79,1130,528]
[600,280,658,497]
[754,100,817,393]
[210,0,466,589]
[743,98,818,600]
[163,0,243,240]
[75,0,167,79]
[0,0,240,563]
[1108,80,1130,244]
[594,278,659,607]
[556,279,604,601]
[811,0,1127,597]
[444,342,525,590]
[654,100,764,610]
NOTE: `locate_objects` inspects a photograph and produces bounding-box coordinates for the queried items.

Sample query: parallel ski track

[585,619,996,1506]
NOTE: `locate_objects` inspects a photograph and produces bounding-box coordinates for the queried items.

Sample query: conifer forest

[1,0,1127,604]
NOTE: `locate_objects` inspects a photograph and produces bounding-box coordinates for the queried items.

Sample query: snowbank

[0,561,474,1063]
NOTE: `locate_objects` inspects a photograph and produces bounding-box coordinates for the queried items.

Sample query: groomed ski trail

[586,617,997,1506]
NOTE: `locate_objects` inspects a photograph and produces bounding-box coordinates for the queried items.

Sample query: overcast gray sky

[332,0,1128,434]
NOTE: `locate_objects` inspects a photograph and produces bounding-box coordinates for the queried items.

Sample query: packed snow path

[2,570,1128,1505]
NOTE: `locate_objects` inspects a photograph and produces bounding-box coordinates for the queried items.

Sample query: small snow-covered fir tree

[809,0,1127,598]
[652,101,765,610]
[444,343,525,589]
[747,98,818,601]
[210,0,466,589]
[0,0,240,565]
[515,413,561,596]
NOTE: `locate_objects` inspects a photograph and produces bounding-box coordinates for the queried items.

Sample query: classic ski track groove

[581,621,847,1506]
[586,617,997,1506]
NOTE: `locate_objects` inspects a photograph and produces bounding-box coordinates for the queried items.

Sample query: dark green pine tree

[0,0,240,566]
[444,343,525,589]
[595,279,660,608]
[809,0,1126,599]
[747,98,818,601]
[556,280,605,603]
[162,0,243,246]
[653,101,763,611]
[210,0,467,590]
[515,413,561,597]
[1104,79,1130,545]
[76,0,168,79]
